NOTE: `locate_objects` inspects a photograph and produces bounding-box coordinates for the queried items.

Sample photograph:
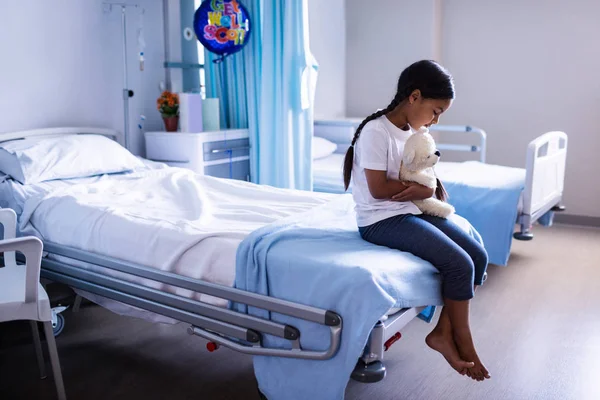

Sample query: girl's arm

[391,181,435,202]
[365,169,434,200]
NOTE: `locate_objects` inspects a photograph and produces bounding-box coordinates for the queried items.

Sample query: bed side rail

[38,242,342,361]
[314,120,487,162]
[428,125,487,163]
[522,131,568,219]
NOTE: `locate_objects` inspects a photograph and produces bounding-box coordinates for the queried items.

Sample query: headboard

[0,127,121,143]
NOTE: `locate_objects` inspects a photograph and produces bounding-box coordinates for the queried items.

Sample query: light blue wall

[307,0,347,119]
[0,0,166,156]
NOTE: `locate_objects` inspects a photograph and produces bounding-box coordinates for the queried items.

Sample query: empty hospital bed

[0,127,485,400]
[313,118,568,266]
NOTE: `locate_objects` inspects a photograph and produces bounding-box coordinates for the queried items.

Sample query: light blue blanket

[233,195,484,400]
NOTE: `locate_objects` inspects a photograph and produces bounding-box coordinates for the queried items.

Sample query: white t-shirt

[351,115,425,227]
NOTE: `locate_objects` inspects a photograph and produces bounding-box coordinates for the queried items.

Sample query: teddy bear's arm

[400,168,437,188]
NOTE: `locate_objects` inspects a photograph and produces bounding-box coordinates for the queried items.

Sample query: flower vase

[163,116,179,132]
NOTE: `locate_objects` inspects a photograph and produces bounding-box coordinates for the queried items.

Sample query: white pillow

[0,134,144,184]
[312,136,338,160]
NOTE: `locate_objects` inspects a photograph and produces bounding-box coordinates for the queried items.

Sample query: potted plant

[157,91,180,132]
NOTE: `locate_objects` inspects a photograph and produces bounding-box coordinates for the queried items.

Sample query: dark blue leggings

[359,214,488,301]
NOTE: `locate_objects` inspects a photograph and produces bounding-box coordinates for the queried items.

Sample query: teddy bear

[399,131,455,218]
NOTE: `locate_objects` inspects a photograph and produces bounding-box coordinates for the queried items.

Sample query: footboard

[521,131,568,227]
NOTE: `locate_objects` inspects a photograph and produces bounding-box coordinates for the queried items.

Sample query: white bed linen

[2,162,337,323]
[314,153,345,183]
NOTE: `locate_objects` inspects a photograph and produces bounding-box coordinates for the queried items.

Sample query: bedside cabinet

[144,129,251,181]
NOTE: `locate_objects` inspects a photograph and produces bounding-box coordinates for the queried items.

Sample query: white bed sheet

[1,161,339,323]
[313,154,525,212]
[313,153,345,182]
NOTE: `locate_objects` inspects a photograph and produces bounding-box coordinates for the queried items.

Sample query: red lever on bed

[384,332,402,351]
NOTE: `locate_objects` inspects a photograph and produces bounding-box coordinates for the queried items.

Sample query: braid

[343,94,404,191]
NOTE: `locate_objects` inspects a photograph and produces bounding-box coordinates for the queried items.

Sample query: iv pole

[103,2,140,151]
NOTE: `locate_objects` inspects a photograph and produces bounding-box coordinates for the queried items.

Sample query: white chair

[0,208,66,400]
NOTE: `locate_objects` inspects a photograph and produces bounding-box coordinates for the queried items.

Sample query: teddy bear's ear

[405,149,416,164]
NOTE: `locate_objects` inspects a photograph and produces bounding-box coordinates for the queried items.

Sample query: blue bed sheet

[232,195,484,400]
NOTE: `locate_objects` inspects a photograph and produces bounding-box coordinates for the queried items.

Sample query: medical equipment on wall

[103,2,145,151]
[138,8,146,71]
[138,114,146,134]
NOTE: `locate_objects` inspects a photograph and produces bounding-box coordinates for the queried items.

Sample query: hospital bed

[0,127,476,400]
[313,118,568,266]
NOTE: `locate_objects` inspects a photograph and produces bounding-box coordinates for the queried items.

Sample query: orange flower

[156,91,179,116]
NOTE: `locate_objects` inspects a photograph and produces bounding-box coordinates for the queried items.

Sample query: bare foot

[453,330,490,381]
[426,329,474,375]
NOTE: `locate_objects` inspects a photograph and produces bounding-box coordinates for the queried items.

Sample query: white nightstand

[144,129,251,181]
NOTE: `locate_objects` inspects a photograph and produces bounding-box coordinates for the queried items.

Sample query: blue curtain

[204,48,249,130]
[204,0,317,190]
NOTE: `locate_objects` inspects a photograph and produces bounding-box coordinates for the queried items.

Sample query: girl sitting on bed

[342,59,490,381]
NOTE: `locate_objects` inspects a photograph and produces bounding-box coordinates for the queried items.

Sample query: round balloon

[194,0,252,57]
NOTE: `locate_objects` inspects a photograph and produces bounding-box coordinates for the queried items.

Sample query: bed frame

[517,131,568,239]
[0,126,424,389]
[433,126,568,240]
[313,119,568,240]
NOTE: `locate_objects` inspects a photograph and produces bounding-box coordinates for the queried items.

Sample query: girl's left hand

[391,182,434,202]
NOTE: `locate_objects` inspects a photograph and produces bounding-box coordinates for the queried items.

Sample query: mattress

[0,162,405,324]
[313,154,525,212]
[313,153,348,194]
[0,161,335,321]
[434,161,525,213]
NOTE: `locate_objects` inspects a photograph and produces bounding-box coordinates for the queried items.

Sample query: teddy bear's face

[402,132,441,171]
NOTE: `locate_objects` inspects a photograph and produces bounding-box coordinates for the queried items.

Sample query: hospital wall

[308,0,347,119]
[440,0,600,220]
[345,0,600,219]
[0,0,167,156]
[345,0,441,118]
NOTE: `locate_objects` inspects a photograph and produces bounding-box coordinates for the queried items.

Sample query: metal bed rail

[35,242,343,361]
[428,125,487,163]
[314,120,487,163]
[3,235,429,384]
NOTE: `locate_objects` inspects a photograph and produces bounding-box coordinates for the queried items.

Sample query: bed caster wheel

[351,360,386,383]
[52,313,65,337]
[513,231,534,241]
[51,305,68,337]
